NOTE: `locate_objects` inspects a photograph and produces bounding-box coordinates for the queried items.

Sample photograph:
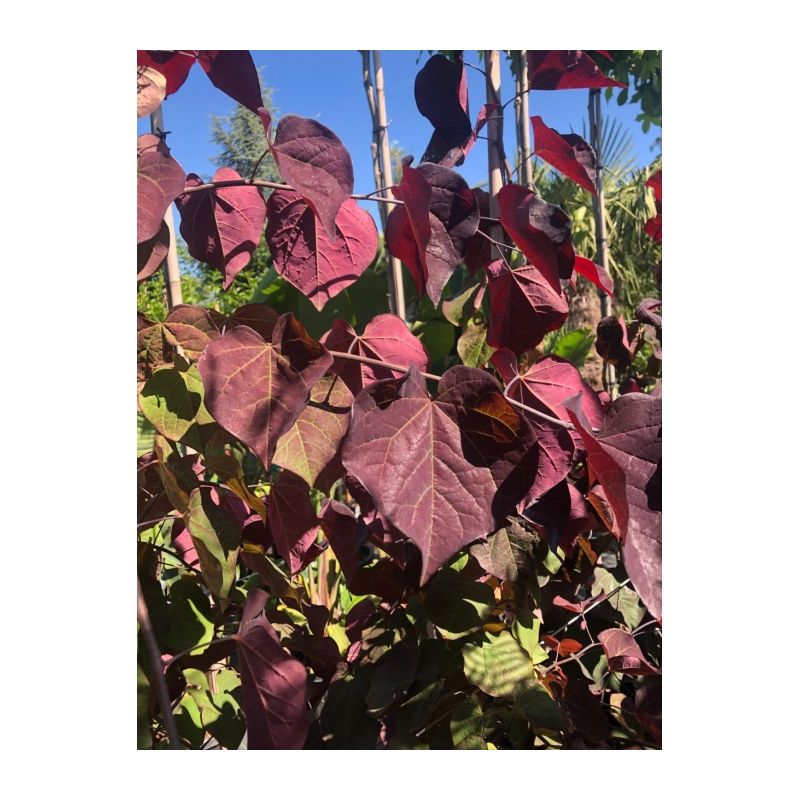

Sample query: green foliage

[601,50,662,133]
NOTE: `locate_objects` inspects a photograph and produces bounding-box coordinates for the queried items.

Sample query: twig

[326,348,574,430]
[549,579,631,637]
[137,578,181,749]
[163,634,238,671]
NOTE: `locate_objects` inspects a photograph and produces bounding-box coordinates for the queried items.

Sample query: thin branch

[326,348,573,430]
[140,541,197,573]
[475,228,521,254]
[249,146,270,183]
[549,579,632,637]
[137,578,181,749]
[163,634,238,671]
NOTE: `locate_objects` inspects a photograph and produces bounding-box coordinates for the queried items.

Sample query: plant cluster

[137,49,662,750]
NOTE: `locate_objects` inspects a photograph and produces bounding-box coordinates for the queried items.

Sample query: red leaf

[137,50,197,95]
[391,163,432,273]
[527,51,625,91]
[321,314,428,397]
[414,53,471,149]
[175,167,267,290]
[341,365,537,584]
[197,316,332,470]
[644,214,662,242]
[463,188,493,274]
[497,184,575,289]
[265,190,377,311]
[532,116,597,195]
[645,170,662,241]
[262,111,354,240]
[597,629,659,676]
[137,220,169,283]
[421,102,498,168]
[137,135,186,243]
[268,470,321,575]
[227,303,279,341]
[386,162,479,304]
[596,315,633,367]
[197,50,262,113]
[542,636,583,657]
[646,169,662,204]
[523,479,591,554]
[485,259,568,355]
[594,395,662,619]
[574,255,614,298]
[235,610,309,749]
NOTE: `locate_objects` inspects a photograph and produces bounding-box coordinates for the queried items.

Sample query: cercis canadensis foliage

[137,49,662,751]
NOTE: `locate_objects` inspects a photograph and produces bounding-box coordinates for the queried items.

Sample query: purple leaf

[321,314,428,397]
[414,53,471,149]
[265,190,377,311]
[137,134,186,243]
[197,50,262,113]
[341,365,537,584]
[137,220,169,283]
[268,470,322,575]
[635,298,662,332]
[596,315,633,367]
[262,111,354,240]
[527,51,625,91]
[532,116,597,195]
[597,629,659,676]
[485,259,568,355]
[197,318,332,470]
[497,184,575,289]
[523,479,591,555]
[176,167,267,289]
[235,612,309,749]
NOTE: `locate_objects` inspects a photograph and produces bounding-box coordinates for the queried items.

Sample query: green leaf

[442,283,480,326]
[186,486,241,603]
[512,608,548,665]
[366,633,420,715]
[424,567,494,639]
[450,696,498,748]
[183,668,246,750]
[457,318,495,367]
[552,328,596,368]
[592,567,646,629]
[513,682,566,731]
[137,664,153,749]
[470,516,541,583]
[413,319,455,362]
[462,631,535,697]
[139,366,211,445]
[165,576,215,653]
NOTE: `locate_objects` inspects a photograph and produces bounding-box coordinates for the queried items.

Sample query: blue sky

[138,50,660,224]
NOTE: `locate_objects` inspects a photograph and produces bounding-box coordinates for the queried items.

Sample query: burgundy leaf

[485,259,568,355]
[559,679,611,742]
[460,103,499,161]
[497,184,575,288]
[271,313,334,389]
[321,314,428,397]
[523,479,591,555]
[635,298,662,332]
[391,162,432,274]
[646,169,662,204]
[265,190,377,310]
[463,188,493,274]
[268,470,321,575]
[594,395,661,619]
[527,51,625,91]
[597,629,659,676]
[227,303,279,341]
[574,255,614,297]
[421,102,498,168]
[644,215,662,242]
[645,170,662,242]
[197,50,262,113]
[596,315,633,367]
[532,116,597,195]
[414,53,471,149]
[235,613,309,749]
[169,519,201,571]
[341,365,537,584]
[137,134,186,243]
[387,162,479,304]
[620,378,644,394]
[264,112,354,239]
[273,375,353,488]
[137,50,197,95]
[197,319,331,470]
[137,220,169,283]
[175,167,267,289]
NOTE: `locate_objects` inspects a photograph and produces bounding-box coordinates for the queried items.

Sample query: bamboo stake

[485,50,504,259]
[589,88,616,393]
[149,106,183,309]
[518,50,534,191]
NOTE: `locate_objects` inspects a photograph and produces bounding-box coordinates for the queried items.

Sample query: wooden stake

[518,50,534,191]
[485,50,504,259]
[149,106,183,310]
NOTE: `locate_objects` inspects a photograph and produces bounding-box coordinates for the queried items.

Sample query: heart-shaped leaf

[414,53,471,149]
[265,190,377,310]
[137,220,169,283]
[597,629,660,675]
[137,134,186,243]
[176,167,267,289]
[574,255,614,297]
[532,116,597,194]
[268,470,322,575]
[197,50,262,113]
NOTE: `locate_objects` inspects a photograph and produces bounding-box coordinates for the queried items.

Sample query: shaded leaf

[470,516,541,583]
[414,53,471,149]
[138,365,211,445]
[514,682,566,730]
[523,479,591,555]
[137,134,186,243]
[165,576,214,653]
[268,469,322,575]
[176,167,267,290]
[596,315,634,367]
[457,318,495,367]
[532,116,597,194]
[137,220,169,283]
[423,567,494,638]
[265,190,377,310]
[197,50,262,113]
